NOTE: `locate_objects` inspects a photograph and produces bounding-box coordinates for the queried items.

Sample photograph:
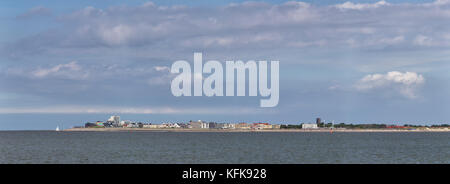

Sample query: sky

[1,0,450,130]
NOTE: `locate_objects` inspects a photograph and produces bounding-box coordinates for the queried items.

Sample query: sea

[0,131,448,164]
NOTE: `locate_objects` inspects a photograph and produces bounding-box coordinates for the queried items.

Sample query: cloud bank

[1,1,450,122]
[5,0,450,60]
[0,106,268,114]
[355,71,425,99]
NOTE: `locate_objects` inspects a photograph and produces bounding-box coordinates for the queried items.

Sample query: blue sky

[1,0,450,129]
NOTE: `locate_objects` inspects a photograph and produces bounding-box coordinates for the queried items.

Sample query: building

[217,123,235,129]
[120,120,133,126]
[235,122,251,129]
[170,123,181,128]
[178,123,189,128]
[216,123,225,129]
[316,118,321,125]
[127,123,139,128]
[209,122,217,129]
[95,121,104,127]
[85,122,98,128]
[252,123,273,130]
[302,123,318,129]
[189,120,203,129]
[108,115,120,126]
[161,123,181,128]
[143,124,165,129]
[272,124,281,129]
[103,121,113,127]
[225,123,235,129]
[201,122,209,129]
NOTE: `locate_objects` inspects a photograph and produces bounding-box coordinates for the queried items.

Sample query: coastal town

[64,115,450,132]
[77,115,282,130]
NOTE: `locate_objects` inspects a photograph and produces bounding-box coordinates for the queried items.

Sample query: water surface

[0,131,448,164]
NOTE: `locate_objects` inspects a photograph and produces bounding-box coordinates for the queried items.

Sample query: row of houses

[85,116,281,130]
[188,120,281,130]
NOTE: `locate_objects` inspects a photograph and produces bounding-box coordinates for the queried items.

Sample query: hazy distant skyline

[1,0,450,129]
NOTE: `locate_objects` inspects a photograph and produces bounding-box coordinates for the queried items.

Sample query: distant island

[63,115,450,132]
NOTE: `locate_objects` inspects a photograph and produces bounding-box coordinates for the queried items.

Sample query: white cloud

[355,71,425,99]
[6,0,450,59]
[142,2,156,8]
[377,36,404,45]
[288,40,327,47]
[148,66,172,85]
[16,6,52,19]
[153,66,170,72]
[32,61,88,79]
[98,24,134,45]
[69,6,104,18]
[148,74,173,85]
[413,35,435,46]
[425,0,450,6]
[0,106,266,114]
[335,1,389,10]
[201,37,235,47]
[181,32,283,48]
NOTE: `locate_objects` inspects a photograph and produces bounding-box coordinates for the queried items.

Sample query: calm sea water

[0,131,448,164]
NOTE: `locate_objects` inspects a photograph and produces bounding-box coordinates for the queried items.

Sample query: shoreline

[63,128,450,132]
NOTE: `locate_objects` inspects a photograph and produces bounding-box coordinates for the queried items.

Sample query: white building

[223,123,235,129]
[201,122,209,129]
[143,124,165,129]
[108,115,120,125]
[120,120,132,126]
[170,123,181,128]
[302,123,318,129]
[126,123,139,128]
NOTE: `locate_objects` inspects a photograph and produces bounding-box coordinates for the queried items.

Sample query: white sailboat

[56,125,60,131]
